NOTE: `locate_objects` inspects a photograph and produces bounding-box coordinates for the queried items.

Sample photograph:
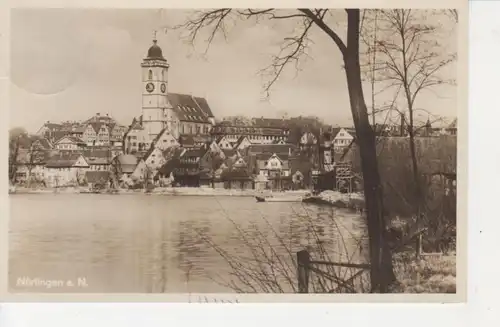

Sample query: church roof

[167,93,214,123]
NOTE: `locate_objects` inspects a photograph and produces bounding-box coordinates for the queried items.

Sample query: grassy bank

[392,252,456,293]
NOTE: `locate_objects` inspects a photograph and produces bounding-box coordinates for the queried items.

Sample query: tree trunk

[345,10,395,292]
[9,138,21,184]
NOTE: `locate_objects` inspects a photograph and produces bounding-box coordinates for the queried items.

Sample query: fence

[296,249,370,293]
[296,228,442,293]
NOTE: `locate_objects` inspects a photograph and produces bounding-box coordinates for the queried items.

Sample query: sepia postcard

[0,0,468,303]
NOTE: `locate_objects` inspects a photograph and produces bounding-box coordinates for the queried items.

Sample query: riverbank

[302,190,365,210]
[9,186,313,198]
[10,186,366,210]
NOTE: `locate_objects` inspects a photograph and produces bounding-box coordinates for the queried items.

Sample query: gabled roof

[54,135,85,144]
[33,138,53,150]
[215,135,228,144]
[42,123,63,131]
[51,130,71,142]
[234,135,250,147]
[128,117,144,131]
[167,93,213,123]
[45,152,88,168]
[256,152,289,161]
[87,122,112,134]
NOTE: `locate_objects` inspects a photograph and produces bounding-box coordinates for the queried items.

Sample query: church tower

[141,34,170,140]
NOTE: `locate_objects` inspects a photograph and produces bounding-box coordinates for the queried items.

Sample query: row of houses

[13,125,343,190]
[20,111,457,191]
[36,113,129,148]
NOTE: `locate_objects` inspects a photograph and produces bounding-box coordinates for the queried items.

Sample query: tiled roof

[211,125,287,136]
[84,114,115,124]
[181,148,206,158]
[167,93,213,123]
[88,122,112,134]
[45,152,88,168]
[43,123,63,131]
[51,130,71,142]
[83,149,111,165]
[33,138,53,150]
[255,153,290,161]
[247,144,296,155]
[192,96,214,117]
[55,135,85,144]
[234,135,249,147]
[179,134,211,147]
[128,117,144,131]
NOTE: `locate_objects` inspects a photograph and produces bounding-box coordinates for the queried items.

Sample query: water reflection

[9,194,368,293]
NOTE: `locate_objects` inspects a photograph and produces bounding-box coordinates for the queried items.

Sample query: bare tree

[9,127,28,184]
[25,139,47,187]
[366,9,456,216]
[174,8,395,292]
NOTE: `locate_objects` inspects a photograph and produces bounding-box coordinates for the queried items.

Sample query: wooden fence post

[297,250,310,293]
[416,233,422,259]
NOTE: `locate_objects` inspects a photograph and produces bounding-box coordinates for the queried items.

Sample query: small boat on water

[255,195,303,203]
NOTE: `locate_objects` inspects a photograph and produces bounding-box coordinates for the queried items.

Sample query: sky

[9,9,458,133]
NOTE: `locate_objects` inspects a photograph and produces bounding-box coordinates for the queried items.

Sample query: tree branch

[299,8,347,55]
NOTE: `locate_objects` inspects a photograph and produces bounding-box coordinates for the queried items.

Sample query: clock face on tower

[160,83,166,93]
[146,82,155,93]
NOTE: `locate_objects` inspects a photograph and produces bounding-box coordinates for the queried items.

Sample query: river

[9,194,369,293]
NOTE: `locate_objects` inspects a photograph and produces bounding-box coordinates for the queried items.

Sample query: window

[148,70,153,80]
